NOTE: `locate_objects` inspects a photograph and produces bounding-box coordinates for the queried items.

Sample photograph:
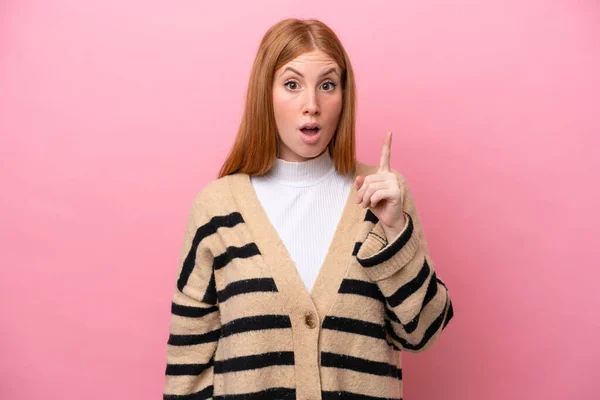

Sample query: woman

[163,18,453,400]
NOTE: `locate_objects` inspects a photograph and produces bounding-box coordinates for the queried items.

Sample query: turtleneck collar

[264,148,336,187]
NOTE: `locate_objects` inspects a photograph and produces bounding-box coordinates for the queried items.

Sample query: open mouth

[299,127,322,144]
[300,127,321,135]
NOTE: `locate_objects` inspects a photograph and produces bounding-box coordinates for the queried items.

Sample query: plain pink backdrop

[1,0,599,399]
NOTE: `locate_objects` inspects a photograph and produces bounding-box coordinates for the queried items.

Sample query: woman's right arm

[163,194,220,399]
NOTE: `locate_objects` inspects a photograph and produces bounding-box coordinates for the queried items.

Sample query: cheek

[272,92,295,124]
[323,95,343,120]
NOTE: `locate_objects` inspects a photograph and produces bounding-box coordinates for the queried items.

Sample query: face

[272,49,343,162]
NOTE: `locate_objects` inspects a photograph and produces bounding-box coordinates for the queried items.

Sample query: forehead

[277,50,340,75]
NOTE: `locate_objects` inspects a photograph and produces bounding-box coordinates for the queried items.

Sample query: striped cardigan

[163,162,454,400]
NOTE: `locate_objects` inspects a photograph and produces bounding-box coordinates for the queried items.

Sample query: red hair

[218,18,357,178]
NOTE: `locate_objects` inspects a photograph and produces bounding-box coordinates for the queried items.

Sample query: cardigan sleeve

[163,194,220,399]
[356,173,454,353]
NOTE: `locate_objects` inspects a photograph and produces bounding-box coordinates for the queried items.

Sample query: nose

[302,88,320,116]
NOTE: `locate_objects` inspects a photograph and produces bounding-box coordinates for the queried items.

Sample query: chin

[278,135,331,162]
[296,146,328,160]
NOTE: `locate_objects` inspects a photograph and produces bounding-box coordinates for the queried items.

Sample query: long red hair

[218,18,357,178]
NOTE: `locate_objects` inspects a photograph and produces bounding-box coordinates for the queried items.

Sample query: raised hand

[354,132,407,241]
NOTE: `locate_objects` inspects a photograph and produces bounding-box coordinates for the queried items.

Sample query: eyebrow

[281,66,340,79]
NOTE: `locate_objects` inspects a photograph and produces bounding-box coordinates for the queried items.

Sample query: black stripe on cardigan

[321,352,402,378]
[364,209,379,224]
[322,391,401,400]
[164,384,213,400]
[351,210,381,256]
[338,279,385,303]
[178,212,245,291]
[437,276,448,289]
[443,300,454,329]
[385,292,452,351]
[385,258,431,308]
[213,351,295,374]
[357,213,414,268]
[220,315,292,338]
[337,277,433,336]
[168,329,221,346]
[385,307,401,324]
[202,269,217,305]
[165,357,214,376]
[214,387,296,400]
[393,270,439,333]
[352,242,362,257]
[337,278,438,336]
[322,316,386,341]
[213,243,261,270]
[171,303,218,318]
[216,278,278,303]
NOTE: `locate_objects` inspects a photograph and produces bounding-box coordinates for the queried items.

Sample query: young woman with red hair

[163,18,453,400]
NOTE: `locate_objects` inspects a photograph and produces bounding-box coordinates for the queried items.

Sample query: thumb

[354,175,365,190]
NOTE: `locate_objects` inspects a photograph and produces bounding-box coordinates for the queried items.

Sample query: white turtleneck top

[250,149,354,292]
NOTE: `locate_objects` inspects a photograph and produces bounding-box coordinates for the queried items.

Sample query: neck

[265,149,335,187]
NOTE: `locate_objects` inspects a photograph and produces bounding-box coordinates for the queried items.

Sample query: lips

[299,122,321,130]
[299,122,321,137]
[298,125,322,144]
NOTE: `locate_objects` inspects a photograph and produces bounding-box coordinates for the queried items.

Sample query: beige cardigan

[163,162,454,400]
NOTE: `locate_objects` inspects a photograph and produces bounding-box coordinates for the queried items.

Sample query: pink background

[1,0,599,399]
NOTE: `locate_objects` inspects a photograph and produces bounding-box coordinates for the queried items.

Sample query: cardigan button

[304,312,317,329]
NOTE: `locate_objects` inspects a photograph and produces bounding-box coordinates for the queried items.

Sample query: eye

[284,80,300,90]
[321,81,337,91]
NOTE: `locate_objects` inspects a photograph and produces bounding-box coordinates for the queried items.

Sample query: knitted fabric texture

[163,162,454,400]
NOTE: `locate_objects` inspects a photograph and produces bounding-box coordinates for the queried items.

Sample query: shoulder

[193,175,232,204]
[188,173,242,219]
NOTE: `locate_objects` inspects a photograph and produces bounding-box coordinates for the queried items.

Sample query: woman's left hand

[354,132,407,241]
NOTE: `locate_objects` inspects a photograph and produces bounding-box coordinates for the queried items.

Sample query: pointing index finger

[379,131,392,173]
